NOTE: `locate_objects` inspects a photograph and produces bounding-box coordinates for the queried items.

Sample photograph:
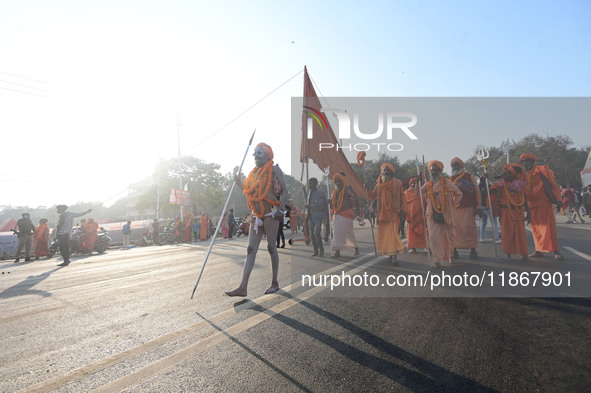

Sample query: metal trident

[477,146,498,259]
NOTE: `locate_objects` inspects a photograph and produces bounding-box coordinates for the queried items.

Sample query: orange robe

[34,223,50,258]
[405,187,427,249]
[422,178,463,262]
[81,221,99,251]
[183,214,194,242]
[450,171,481,249]
[491,179,529,256]
[367,178,406,256]
[200,214,207,240]
[524,165,561,253]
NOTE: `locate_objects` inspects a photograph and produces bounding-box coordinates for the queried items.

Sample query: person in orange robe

[367,163,406,265]
[331,173,360,258]
[81,217,99,253]
[450,157,482,259]
[491,164,531,260]
[34,218,51,259]
[421,161,463,268]
[404,178,427,253]
[183,213,194,242]
[520,153,563,260]
[200,212,207,240]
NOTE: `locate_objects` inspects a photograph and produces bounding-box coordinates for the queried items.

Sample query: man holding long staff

[225,143,288,296]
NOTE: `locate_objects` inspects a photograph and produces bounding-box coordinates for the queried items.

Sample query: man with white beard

[449,157,482,259]
[421,161,463,267]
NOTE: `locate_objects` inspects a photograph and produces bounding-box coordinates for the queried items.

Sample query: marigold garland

[377,179,393,210]
[428,178,448,213]
[452,170,466,185]
[331,188,345,212]
[243,160,280,218]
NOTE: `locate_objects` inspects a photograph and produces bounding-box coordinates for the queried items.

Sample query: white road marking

[564,247,591,261]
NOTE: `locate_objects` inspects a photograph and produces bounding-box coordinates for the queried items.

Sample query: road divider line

[89,255,384,393]
[564,246,591,261]
[20,254,379,393]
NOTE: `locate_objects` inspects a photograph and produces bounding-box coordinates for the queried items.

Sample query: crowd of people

[8,144,590,296]
[301,153,590,270]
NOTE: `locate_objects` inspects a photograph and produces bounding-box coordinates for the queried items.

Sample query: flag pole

[357,152,377,256]
[416,156,431,261]
[191,129,256,299]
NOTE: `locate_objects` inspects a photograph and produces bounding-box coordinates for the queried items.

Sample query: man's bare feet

[225,288,247,297]
[265,285,279,294]
[333,250,341,258]
[353,248,359,256]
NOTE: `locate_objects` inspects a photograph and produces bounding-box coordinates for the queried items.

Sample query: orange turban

[380,163,396,174]
[450,157,464,167]
[428,160,444,171]
[519,153,536,162]
[503,163,525,179]
[333,173,346,185]
[255,143,274,160]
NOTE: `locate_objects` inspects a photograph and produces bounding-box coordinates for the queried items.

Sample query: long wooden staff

[357,152,377,256]
[191,129,256,299]
[415,156,431,261]
[477,146,498,259]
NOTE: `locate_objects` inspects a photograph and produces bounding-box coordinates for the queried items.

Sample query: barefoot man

[226,143,288,297]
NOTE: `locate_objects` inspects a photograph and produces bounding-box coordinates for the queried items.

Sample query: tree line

[2,134,587,226]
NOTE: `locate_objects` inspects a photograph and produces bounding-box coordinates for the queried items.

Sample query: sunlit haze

[2,1,590,208]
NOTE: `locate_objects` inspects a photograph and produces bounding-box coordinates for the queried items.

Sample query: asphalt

[1,213,590,392]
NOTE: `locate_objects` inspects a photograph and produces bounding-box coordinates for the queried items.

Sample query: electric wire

[184,68,304,154]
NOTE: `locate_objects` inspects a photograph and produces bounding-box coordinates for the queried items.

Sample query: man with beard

[330,173,360,258]
[367,163,407,265]
[421,161,463,268]
[449,157,482,259]
[520,153,563,260]
[490,164,531,260]
[225,143,288,296]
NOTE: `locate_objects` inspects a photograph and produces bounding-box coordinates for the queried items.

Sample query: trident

[477,146,498,259]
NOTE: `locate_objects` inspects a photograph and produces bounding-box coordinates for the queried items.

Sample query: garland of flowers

[243,160,280,218]
[378,178,393,210]
[502,180,526,221]
[428,177,448,213]
[452,170,466,185]
[331,188,345,212]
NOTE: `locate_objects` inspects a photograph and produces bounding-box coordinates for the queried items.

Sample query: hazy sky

[1,0,590,208]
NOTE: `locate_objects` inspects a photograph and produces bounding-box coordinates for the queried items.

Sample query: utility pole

[177,118,184,219]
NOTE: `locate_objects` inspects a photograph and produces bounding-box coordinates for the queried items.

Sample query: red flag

[300,66,366,196]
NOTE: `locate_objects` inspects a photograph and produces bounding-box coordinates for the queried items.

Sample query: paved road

[1,214,590,392]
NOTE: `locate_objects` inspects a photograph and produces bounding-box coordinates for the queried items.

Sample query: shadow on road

[220,294,499,392]
[0,267,60,299]
[195,311,314,393]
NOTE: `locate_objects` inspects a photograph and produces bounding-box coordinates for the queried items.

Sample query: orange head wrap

[377,163,396,183]
[450,157,464,167]
[333,173,346,185]
[428,160,444,171]
[519,153,536,162]
[503,163,525,180]
[381,163,396,175]
[255,143,274,160]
